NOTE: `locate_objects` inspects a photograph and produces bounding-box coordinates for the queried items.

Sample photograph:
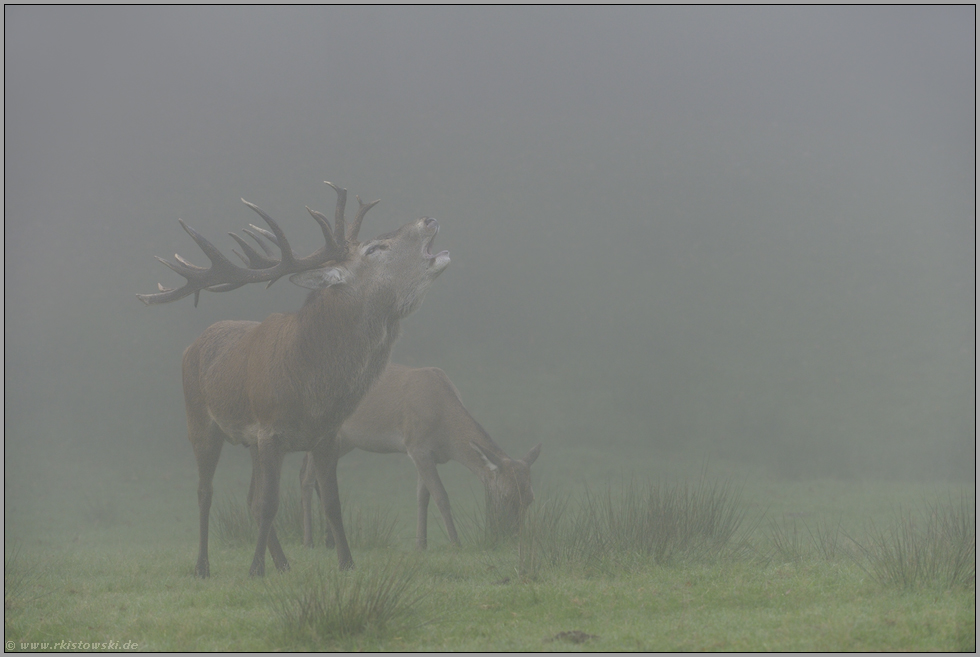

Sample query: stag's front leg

[310,438,353,569]
[248,445,290,572]
[249,435,286,577]
[192,425,224,578]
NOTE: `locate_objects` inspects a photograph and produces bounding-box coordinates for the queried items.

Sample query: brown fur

[181,208,449,577]
[300,364,541,550]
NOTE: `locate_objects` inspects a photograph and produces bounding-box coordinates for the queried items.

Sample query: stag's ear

[470,442,502,472]
[289,266,348,289]
[522,444,541,467]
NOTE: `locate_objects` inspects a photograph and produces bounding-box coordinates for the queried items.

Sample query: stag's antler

[138,182,379,306]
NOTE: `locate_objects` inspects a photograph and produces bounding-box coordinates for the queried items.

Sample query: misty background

[5,4,975,522]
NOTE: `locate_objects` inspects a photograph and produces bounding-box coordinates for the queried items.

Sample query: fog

[4,5,974,517]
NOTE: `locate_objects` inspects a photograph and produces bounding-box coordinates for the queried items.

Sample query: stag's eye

[365,243,388,256]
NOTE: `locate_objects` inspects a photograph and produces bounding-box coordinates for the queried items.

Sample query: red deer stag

[300,364,541,550]
[138,182,450,576]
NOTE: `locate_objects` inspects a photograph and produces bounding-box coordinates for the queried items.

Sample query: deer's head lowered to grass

[299,364,541,551]
[472,440,541,540]
[141,182,449,576]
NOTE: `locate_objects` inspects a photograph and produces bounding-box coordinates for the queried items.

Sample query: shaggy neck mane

[291,285,401,425]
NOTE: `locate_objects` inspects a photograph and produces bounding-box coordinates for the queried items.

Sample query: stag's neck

[292,287,400,428]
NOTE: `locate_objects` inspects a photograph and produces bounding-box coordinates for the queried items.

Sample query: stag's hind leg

[191,423,224,578]
[310,439,353,569]
[248,437,288,577]
[248,445,290,573]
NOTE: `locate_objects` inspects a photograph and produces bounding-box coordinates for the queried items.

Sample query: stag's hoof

[195,561,210,578]
[275,560,291,573]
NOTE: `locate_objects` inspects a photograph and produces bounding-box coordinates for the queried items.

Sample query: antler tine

[348,195,381,243]
[241,200,298,270]
[246,224,279,248]
[324,181,347,246]
[305,207,341,255]
[138,189,356,306]
[245,226,276,253]
[137,219,261,305]
[145,220,247,284]
[229,232,278,269]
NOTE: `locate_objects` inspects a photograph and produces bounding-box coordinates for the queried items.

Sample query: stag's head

[137,181,449,311]
[291,210,450,320]
[472,443,542,537]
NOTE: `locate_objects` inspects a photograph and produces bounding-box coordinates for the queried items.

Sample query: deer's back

[339,364,476,463]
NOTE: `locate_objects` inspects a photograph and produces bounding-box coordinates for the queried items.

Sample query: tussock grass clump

[213,488,307,547]
[590,478,746,562]
[213,496,256,547]
[516,477,746,577]
[272,488,306,545]
[856,495,975,591]
[766,517,851,564]
[342,505,398,550]
[272,556,427,641]
[5,546,41,610]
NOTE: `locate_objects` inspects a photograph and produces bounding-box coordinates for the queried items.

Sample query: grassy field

[4,443,975,652]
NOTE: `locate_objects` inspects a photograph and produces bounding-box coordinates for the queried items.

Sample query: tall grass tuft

[856,495,975,591]
[272,556,428,642]
[517,477,746,577]
[343,504,398,550]
[766,516,850,564]
[213,496,256,547]
[766,517,811,564]
[593,478,746,563]
[213,488,308,547]
[4,545,42,610]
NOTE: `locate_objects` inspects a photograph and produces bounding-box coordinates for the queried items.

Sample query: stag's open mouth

[422,219,450,269]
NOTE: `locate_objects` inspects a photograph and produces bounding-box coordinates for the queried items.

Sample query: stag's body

[300,364,541,550]
[142,183,449,576]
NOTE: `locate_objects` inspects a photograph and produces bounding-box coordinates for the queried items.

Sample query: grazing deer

[139,182,450,576]
[299,363,541,550]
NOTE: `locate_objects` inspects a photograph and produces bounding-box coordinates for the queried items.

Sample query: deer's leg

[300,453,316,549]
[249,436,286,577]
[300,452,330,548]
[310,439,353,569]
[415,475,430,550]
[192,425,224,578]
[248,445,289,572]
[411,453,460,548]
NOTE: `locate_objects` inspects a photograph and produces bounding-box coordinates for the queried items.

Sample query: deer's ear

[522,444,541,467]
[470,442,501,472]
[290,266,348,289]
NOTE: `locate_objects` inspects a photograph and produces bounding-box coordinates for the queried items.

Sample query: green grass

[4,444,975,651]
[854,494,975,592]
